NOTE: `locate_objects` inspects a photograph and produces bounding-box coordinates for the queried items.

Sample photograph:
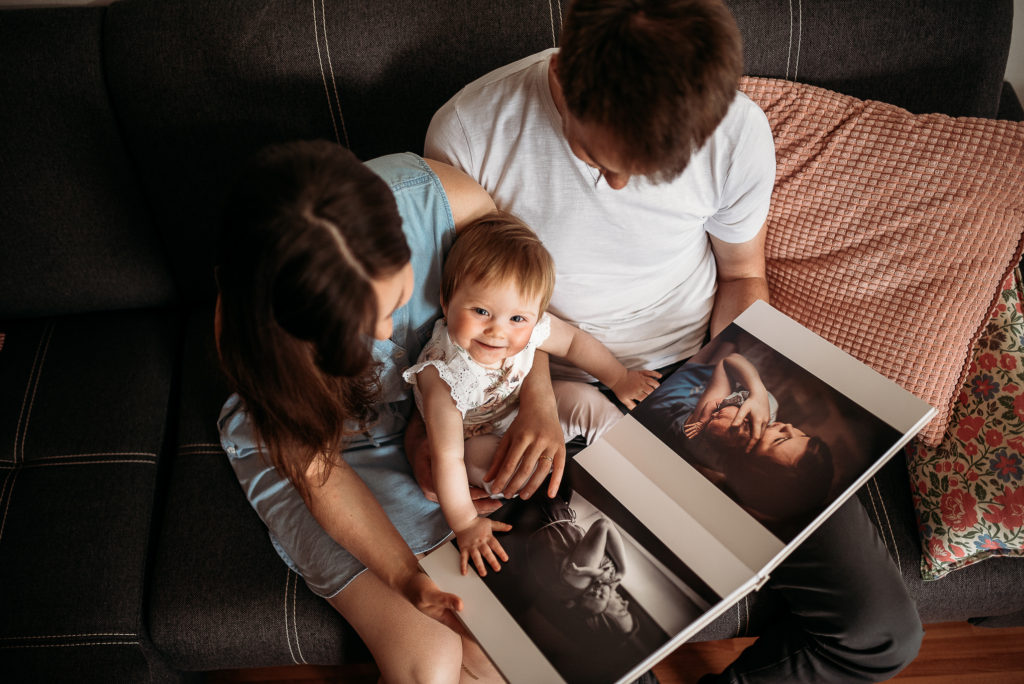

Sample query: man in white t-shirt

[425,4,772,487]
[413,1,925,682]
[426,51,774,374]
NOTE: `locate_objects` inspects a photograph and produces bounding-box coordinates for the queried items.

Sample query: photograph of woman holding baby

[632,325,902,541]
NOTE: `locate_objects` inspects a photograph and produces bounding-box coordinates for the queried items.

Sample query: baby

[404,211,660,576]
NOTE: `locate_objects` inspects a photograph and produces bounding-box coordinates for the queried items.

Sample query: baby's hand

[611,369,662,410]
[455,517,512,577]
[682,419,706,439]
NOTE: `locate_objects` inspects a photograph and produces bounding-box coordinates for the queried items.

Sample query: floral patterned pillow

[907,267,1024,580]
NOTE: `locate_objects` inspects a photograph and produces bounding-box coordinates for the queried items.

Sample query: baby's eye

[510,315,528,323]
[473,307,490,317]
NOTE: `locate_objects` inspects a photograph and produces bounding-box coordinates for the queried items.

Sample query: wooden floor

[207,621,1024,683]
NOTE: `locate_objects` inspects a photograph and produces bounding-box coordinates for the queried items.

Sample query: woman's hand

[609,369,662,410]
[733,391,771,450]
[401,570,465,629]
[455,518,513,577]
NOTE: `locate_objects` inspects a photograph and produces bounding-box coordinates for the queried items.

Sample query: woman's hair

[557,0,743,183]
[440,211,556,314]
[216,140,410,500]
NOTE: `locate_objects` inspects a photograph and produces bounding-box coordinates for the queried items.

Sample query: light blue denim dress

[218,153,456,598]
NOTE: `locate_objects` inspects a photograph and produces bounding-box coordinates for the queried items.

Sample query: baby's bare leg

[463,434,503,496]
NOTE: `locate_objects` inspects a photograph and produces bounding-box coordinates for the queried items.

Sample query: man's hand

[486,401,566,500]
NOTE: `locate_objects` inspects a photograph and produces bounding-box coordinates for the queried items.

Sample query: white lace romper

[403,314,552,438]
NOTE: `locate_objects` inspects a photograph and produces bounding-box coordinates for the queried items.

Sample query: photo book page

[421,300,937,683]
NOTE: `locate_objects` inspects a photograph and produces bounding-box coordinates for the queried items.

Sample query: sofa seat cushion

[148,308,368,670]
[0,309,178,679]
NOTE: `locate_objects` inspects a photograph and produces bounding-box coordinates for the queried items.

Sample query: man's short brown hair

[441,211,556,314]
[558,0,743,183]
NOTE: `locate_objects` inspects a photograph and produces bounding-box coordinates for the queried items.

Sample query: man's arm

[708,223,769,337]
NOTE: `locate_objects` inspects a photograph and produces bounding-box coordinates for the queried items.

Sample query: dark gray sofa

[1,0,1021,681]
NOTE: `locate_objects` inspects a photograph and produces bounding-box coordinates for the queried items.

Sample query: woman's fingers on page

[546,446,566,498]
[445,591,464,614]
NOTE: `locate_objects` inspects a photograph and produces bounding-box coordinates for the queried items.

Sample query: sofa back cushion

[727,0,1013,118]
[100,0,1014,305]
[103,0,566,304]
[0,8,176,319]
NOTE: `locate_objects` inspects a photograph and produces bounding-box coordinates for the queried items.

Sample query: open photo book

[419,300,937,683]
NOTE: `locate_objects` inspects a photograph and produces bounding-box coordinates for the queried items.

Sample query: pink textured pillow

[740,77,1024,445]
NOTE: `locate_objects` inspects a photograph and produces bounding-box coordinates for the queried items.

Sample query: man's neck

[547,55,567,121]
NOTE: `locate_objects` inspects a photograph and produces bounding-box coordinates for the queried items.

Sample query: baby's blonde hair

[441,211,556,314]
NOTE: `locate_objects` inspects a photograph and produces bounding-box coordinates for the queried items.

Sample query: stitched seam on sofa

[292,568,307,664]
[865,481,900,573]
[319,0,349,148]
[794,0,802,81]
[0,469,16,545]
[178,442,221,449]
[785,0,793,79]
[863,484,888,554]
[0,641,140,649]
[12,323,53,465]
[18,459,157,469]
[10,332,40,464]
[17,323,53,465]
[547,0,556,47]
[311,0,341,146]
[30,452,157,462]
[313,0,349,149]
[1,634,135,639]
[284,568,299,664]
[870,478,901,572]
[744,595,750,637]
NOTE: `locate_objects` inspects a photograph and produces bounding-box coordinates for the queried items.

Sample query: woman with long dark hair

[214,140,559,681]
